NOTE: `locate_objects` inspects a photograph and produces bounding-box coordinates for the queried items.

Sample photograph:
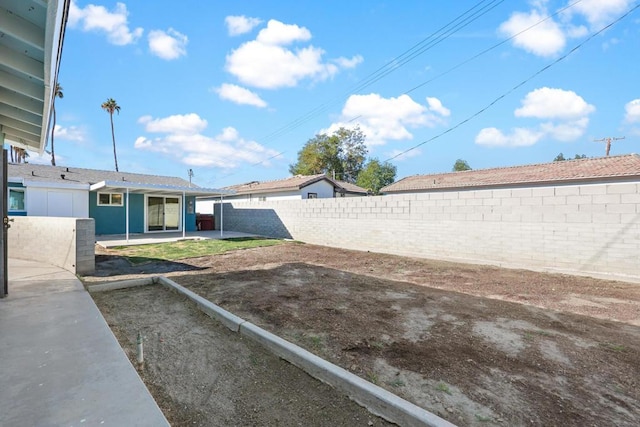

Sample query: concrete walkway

[0,258,169,427]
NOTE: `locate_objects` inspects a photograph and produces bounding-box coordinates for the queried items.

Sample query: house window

[9,189,25,211]
[258,196,266,201]
[98,192,123,206]
[307,193,318,199]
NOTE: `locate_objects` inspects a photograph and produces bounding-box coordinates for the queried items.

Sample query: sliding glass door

[146,196,181,232]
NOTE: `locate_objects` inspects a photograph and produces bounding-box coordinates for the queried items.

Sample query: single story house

[381,154,640,194]
[7,163,232,235]
[196,173,368,213]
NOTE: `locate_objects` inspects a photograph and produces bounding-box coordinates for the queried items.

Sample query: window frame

[307,192,318,199]
[8,188,26,212]
[97,192,124,207]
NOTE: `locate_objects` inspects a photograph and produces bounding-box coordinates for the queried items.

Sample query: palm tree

[101,98,121,172]
[50,83,63,166]
[13,147,28,163]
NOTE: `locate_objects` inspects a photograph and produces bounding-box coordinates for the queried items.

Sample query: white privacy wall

[216,181,640,281]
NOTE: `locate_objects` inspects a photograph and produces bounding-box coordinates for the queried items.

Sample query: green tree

[101,98,121,172]
[356,158,397,195]
[452,159,472,171]
[289,127,367,183]
[554,153,587,162]
[50,83,63,166]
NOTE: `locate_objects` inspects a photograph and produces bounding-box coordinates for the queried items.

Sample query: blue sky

[19,0,640,187]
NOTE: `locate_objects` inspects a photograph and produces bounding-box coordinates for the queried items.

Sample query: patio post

[220,194,224,238]
[125,187,129,243]
[182,191,186,239]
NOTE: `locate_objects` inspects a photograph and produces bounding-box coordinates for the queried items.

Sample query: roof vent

[31,171,35,176]
[66,167,69,172]
[122,177,126,181]
[61,174,65,179]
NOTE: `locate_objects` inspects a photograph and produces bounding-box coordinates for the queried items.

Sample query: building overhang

[90,180,236,197]
[0,0,69,154]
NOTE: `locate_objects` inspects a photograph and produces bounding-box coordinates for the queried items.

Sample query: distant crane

[594,136,625,156]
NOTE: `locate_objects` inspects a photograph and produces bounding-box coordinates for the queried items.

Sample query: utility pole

[188,168,194,187]
[594,136,625,156]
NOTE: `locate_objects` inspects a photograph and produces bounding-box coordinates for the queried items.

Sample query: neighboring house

[381,154,640,194]
[196,174,368,212]
[8,163,231,235]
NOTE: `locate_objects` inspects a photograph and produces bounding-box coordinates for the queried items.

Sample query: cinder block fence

[216,181,640,282]
[8,217,95,274]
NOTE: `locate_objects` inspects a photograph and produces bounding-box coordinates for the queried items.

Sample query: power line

[255,0,506,146]
[404,0,586,96]
[385,3,640,163]
[209,1,508,185]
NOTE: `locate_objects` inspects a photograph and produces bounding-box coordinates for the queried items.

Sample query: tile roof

[8,163,194,188]
[224,174,368,195]
[381,154,640,193]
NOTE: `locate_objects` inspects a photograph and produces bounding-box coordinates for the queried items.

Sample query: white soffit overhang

[0,0,69,154]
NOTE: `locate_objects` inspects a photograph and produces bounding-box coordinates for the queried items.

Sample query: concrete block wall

[216,181,640,281]
[8,216,95,275]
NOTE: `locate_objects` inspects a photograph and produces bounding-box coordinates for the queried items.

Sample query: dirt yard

[87,242,640,426]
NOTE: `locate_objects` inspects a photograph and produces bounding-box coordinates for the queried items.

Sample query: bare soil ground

[87,242,640,427]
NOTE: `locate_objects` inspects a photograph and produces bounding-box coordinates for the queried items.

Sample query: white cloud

[225,15,263,36]
[53,124,86,142]
[515,87,595,120]
[138,113,207,134]
[215,84,267,108]
[426,97,451,117]
[326,94,450,146]
[476,87,594,147]
[475,127,544,147]
[624,99,640,123]
[334,55,364,69]
[256,20,311,45]
[499,9,566,57]
[148,28,188,60]
[500,0,634,57]
[225,19,361,89]
[539,118,589,141]
[134,114,279,168]
[567,0,634,29]
[68,0,143,45]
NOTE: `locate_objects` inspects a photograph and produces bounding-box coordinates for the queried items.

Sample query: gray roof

[8,163,235,196]
[381,154,640,194]
[8,163,194,187]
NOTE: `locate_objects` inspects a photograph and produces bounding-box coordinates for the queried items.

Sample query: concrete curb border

[90,276,456,427]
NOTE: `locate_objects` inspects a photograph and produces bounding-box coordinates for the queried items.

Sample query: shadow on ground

[90,255,206,277]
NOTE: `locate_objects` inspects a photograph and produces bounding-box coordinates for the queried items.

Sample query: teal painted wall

[186,196,197,232]
[90,192,196,234]
[89,192,145,235]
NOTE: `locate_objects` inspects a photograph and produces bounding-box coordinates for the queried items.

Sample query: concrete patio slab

[0,258,169,427]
